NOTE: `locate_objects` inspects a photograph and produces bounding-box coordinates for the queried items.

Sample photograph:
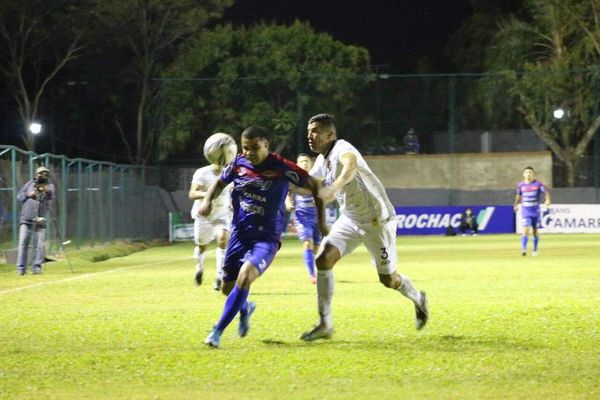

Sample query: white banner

[516,204,600,233]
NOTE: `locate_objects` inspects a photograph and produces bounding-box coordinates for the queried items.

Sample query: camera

[34,176,48,185]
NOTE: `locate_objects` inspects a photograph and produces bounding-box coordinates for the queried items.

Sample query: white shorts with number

[321,214,397,275]
[193,212,232,246]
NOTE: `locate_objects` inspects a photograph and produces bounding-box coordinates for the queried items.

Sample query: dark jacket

[17,180,55,225]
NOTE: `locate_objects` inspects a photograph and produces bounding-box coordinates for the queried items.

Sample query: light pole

[29,122,42,153]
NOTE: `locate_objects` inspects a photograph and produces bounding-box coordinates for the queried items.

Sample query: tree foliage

[0,0,86,150]
[91,0,233,163]
[159,21,371,160]
[484,0,600,186]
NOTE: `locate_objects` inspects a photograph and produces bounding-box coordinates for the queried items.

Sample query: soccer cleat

[300,324,334,341]
[32,265,42,275]
[16,268,26,276]
[204,327,223,348]
[213,278,222,291]
[238,301,256,337]
[195,270,203,285]
[532,251,538,257]
[415,291,429,330]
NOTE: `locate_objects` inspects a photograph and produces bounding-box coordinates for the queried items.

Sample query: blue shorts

[521,215,540,228]
[222,230,280,282]
[295,217,321,245]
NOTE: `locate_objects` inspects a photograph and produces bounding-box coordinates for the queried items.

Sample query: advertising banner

[395,206,515,235]
[515,204,600,234]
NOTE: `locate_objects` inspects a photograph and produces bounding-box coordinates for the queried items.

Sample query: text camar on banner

[516,204,600,234]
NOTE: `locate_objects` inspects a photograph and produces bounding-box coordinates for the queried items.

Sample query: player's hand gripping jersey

[310,139,395,225]
[221,153,310,241]
[190,166,231,220]
[516,180,546,218]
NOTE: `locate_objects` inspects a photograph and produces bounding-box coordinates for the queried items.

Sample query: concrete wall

[364,151,553,190]
[166,151,599,211]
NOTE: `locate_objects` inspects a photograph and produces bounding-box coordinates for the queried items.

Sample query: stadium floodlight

[553,108,565,120]
[29,122,42,135]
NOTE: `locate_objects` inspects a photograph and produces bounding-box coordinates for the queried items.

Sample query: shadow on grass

[260,334,542,352]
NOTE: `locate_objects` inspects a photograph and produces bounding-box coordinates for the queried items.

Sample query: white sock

[396,274,422,304]
[317,269,334,328]
[215,247,226,279]
[194,247,205,273]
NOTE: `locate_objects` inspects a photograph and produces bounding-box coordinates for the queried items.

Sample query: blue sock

[303,249,315,277]
[215,286,249,331]
[533,236,539,251]
[521,235,528,251]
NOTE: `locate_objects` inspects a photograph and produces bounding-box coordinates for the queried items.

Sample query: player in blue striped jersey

[286,154,321,284]
[514,166,551,256]
[200,126,327,348]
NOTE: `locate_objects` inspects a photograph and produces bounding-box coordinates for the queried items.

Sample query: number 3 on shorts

[380,247,389,260]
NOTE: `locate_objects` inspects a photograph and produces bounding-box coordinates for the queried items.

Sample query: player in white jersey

[189,163,233,290]
[300,113,429,341]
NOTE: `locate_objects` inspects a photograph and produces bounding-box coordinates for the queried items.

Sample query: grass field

[1,234,599,399]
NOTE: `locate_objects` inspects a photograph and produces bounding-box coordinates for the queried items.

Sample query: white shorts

[321,214,398,274]
[193,213,231,246]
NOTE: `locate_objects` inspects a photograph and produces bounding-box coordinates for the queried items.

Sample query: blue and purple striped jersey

[517,180,546,217]
[220,153,310,241]
[294,193,317,226]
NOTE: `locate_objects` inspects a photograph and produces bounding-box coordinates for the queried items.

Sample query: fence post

[11,148,18,245]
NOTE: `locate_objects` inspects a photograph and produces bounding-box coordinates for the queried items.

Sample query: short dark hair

[523,166,534,172]
[297,153,312,159]
[308,113,336,126]
[242,126,270,141]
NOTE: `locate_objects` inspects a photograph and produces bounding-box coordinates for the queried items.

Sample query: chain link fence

[0,145,171,252]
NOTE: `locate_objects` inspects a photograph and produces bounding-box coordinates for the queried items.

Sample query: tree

[0,0,85,150]
[159,21,371,159]
[484,0,600,186]
[92,0,233,164]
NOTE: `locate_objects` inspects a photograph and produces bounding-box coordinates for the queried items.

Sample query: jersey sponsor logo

[240,200,265,216]
[244,192,267,202]
[238,178,273,191]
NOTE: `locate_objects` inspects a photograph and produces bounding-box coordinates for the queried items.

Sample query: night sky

[223,0,473,71]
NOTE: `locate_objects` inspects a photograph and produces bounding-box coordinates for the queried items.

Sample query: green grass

[1,234,599,399]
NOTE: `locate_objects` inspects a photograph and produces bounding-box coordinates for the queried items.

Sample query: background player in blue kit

[514,166,551,256]
[286,153,321,284]
[198,126,327,348]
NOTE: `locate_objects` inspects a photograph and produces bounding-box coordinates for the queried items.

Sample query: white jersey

[310,139,395,225]
[190,166,231,220]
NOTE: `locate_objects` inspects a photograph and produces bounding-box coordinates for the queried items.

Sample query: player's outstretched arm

[306,176,329,237]
[188,183,208,200]
[544,189,552,207]
[197,179,226,216]
[319,152,358,205]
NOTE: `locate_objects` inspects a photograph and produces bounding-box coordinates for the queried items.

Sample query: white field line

[0,252,204,296]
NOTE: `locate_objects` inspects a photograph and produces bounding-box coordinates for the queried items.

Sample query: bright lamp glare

[553,108,565,119]
[29,123,42,134]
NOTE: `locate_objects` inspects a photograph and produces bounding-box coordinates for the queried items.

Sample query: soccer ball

[203,133,237,166]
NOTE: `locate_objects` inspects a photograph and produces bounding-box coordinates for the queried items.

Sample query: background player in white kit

[301,113,429,341]
[189,140,234,291]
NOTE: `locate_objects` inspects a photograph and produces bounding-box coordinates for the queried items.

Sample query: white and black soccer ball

[203,133,237,166]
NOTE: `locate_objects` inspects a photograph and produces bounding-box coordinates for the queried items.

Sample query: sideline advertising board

[515,204,600,234]
[395,206,515,235]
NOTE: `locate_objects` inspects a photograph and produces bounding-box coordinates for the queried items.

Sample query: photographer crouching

[15,166,55,275]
